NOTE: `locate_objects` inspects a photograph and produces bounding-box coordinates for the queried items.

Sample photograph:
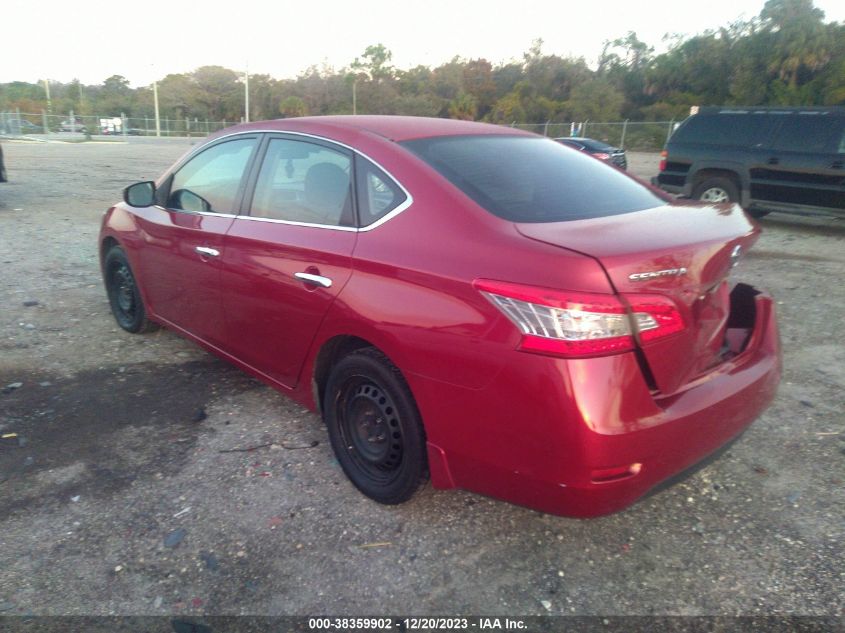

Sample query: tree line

[1,0,842,124]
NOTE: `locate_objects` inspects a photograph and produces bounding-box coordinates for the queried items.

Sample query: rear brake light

[626,295,685,342]
[659,150,667,172]
[474,280,684,358]
[594,152,611,160]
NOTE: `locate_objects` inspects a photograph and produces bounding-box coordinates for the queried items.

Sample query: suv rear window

[402,136,661,222]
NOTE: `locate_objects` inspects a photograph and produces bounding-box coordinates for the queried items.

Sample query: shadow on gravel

[757,214,845,237]
[746,249,845,263]
[0,360,261,516]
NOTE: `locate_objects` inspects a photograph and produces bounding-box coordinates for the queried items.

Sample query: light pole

[153,81,161,137]
[244,65,250,123]
[43,79,52,113]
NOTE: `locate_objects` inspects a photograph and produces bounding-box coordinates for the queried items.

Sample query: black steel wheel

[324,348,428,504]
[103,245,157,333]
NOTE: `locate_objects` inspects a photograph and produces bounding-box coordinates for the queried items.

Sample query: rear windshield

[578,138,616,151]
[402,136,662,222]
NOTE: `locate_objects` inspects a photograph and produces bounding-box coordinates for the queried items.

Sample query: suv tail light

[659,150,667,172]
[474,279,684,358]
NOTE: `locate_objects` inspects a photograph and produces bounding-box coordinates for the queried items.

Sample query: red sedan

[99,116,781,517]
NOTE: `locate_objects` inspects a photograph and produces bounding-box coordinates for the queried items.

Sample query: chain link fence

[511,121,679,151]
[2,111,679,150]
[0,110,238,138]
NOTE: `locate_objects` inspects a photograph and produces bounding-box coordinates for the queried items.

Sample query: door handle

[195,246,220,257]
[294,272,332,288]
[767,157,780,165]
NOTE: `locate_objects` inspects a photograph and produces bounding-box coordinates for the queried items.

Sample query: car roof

[697,106,845,116]
[555,137,616,149]
[218,115,536,143]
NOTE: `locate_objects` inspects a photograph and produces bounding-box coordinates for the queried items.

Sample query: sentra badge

[628,267,688,281]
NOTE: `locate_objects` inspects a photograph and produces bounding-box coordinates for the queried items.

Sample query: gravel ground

[0,137,843,617]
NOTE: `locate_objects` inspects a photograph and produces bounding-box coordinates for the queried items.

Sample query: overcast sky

[4,0,845,87]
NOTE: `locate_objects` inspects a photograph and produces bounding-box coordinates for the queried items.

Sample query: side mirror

[123,181,156,207]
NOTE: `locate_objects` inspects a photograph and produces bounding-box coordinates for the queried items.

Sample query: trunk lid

[516,203,760,395]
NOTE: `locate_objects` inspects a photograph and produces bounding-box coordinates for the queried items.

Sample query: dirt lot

[0,137,843,617]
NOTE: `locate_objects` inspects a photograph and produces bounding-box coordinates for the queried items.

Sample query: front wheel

[103,245,157,333]
[692,176,740,204]
[323,348,428,504]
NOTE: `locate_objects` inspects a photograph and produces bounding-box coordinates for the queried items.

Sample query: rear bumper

[651,176,684,195]
[416,290,781,517]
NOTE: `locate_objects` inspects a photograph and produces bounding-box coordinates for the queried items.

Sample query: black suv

[654,107,845,218]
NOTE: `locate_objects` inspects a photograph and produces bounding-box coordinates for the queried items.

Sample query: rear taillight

[626,295,685,342]
[474,279,684,358]
[659,150,667,172]
[594,152,611,160]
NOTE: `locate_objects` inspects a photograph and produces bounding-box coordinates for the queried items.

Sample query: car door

[219,135,358,388]
[133,135,260,347]
[751,112,845,210]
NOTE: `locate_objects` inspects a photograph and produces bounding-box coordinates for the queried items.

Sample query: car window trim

[158,134,263,217]
[190,128,413,232]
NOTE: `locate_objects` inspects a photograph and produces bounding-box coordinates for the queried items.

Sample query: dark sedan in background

[555,136,627,170]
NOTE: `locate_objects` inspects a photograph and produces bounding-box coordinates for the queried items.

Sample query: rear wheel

[323,348,428,504]
[692,176,740,204]
[104,245,157,333]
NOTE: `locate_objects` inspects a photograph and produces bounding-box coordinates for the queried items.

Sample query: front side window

[403,135,662,223]
[167,138,257,214]
[250,138,353,226]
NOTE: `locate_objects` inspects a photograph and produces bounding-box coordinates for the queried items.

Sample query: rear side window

[672,113,771,147]
[773,114,845,153]
[355,156,408,227]
[402,136,661,222]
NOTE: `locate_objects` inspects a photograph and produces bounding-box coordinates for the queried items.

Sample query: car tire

[103,245,158,333]
[323,347,428,504]
[692,176,740,204]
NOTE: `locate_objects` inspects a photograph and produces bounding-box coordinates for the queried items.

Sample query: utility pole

[153,81,161,137]
[43,79,52,114]
[352,79,357,115]
[244,65,250,123]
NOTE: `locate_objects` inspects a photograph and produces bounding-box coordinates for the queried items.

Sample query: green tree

[279,95,308,118]
[352,44,395,82]
[488,91,526,123]
[462,59,496,118]
[564,80,624,121]
[448,92,478,120]
[191,66,242,119]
